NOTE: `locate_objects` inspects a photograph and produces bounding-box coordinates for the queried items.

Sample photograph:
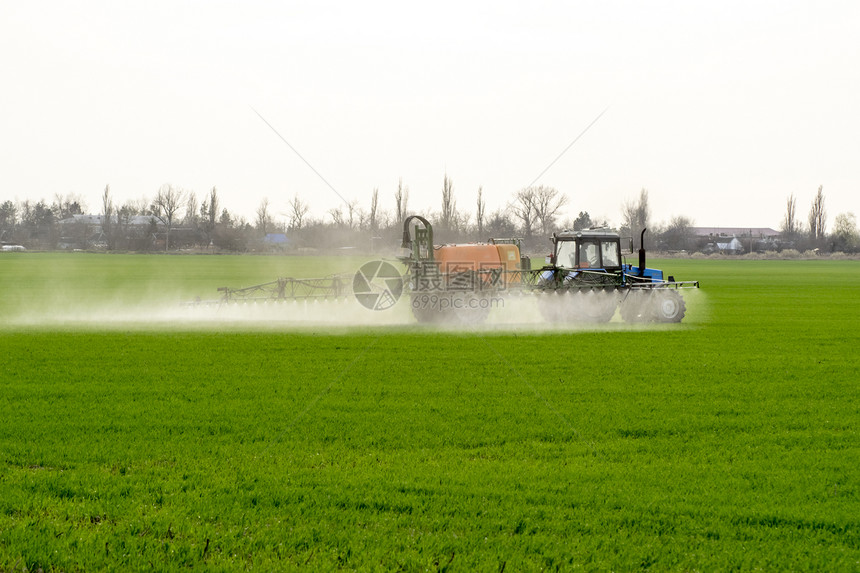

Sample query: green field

[1,253,858,570]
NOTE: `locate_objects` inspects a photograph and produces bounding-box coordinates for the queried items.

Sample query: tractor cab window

[555,239,576,269]
[601,240,621,268]
[578,240,600,268]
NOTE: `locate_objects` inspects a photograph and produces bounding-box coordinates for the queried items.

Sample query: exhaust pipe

[638,228,647,277]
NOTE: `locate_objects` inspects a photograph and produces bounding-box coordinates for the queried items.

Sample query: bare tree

[128,197,150,215]
[622,188,651,249]
[369,188,379,234]
[17,200,32,235]
[440,173,457,232]
[532,185,568,236]
[115,201,137,249]
[394,178,409,228]
[346,199,359,230]
[328,206,345,228]
[151,184,186,251]
[207,187,219,231]
[52,193,85,221]
[255,198,273,235]
[101,185,113,250]
[197,187,220,247]
[509,187,537,238]
[288,194,310,230]
[184,192,199,227]
[781,193,799,238]
[476,186,485,238]
[808,185,827,242]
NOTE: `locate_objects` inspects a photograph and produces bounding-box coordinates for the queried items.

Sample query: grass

[0,253,858,570]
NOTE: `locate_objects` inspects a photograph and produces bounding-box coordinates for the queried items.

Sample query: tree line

[1,177,856,254]
[780,186,858,253]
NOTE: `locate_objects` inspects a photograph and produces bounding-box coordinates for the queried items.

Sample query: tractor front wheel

[652,290,686,323]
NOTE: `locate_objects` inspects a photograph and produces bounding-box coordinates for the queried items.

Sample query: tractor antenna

[526,106,609,188]
[250,106,350,208]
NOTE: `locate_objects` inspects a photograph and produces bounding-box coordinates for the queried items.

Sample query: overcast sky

[1,0,858,230]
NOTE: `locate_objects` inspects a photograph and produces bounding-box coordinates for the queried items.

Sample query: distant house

[57,214,163,250]
[57,214,157,229]
[692,226,782,254]
[715,237,744,254]
[691,227,780,239]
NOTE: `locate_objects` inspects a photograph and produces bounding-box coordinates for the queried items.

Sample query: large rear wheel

[449,291,492,324]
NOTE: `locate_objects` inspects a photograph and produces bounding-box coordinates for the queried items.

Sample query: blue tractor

[535,228,699,323]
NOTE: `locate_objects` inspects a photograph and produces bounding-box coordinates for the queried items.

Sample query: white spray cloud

[4,288,707,335]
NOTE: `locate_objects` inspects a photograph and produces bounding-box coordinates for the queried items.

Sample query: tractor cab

[551,230,623,271]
